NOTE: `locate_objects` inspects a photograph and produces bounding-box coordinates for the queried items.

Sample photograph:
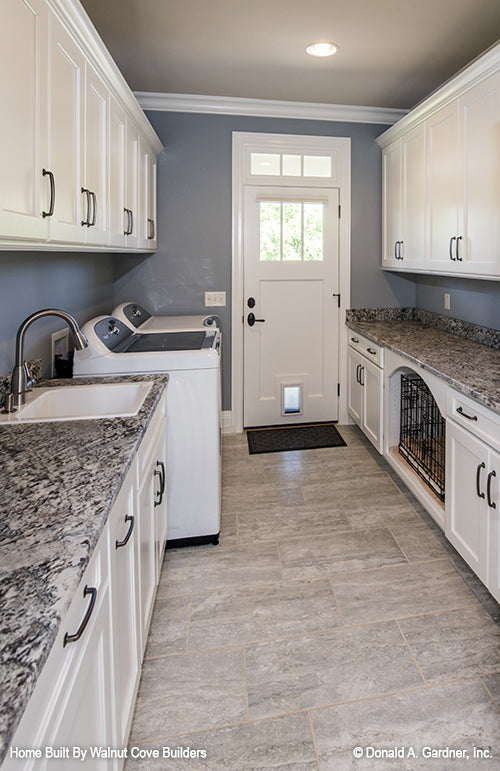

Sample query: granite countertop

[346,317,500,416]
[0,374,169,763]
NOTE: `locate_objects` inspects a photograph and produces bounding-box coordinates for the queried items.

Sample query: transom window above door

[250,152,332,178]
[259,200,324,261]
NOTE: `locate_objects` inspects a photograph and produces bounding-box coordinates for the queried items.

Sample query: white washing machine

[74,315,221,547]
[112,302,220,333]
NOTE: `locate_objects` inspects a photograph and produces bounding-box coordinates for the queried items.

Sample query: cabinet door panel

[83,62,108,245]
[459,73,500,276]
[362,358,383,453]
[109,97,127,247]
[426,102,459,270]
[347,348,363,426]
[446,421,488,582]
[125,119,140,248]
[48,14,83,243]
[0,0,48,240]
[487,449,500,603]
[381,141,401,267]
[401,124,425,266]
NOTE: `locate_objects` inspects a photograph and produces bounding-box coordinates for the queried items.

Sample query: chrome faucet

[8,309,88,410]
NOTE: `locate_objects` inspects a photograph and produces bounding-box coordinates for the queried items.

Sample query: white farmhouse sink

[0,381,152,423]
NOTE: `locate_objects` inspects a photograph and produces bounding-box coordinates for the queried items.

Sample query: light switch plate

[444,293,451,310]
[205,291,226,307]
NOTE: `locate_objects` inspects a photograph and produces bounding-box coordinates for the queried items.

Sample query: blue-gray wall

[412,273,500,330]
[114,112,417,409]
[0,252,114,379]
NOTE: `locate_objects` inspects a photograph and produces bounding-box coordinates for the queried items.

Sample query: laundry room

[1,1,500,769]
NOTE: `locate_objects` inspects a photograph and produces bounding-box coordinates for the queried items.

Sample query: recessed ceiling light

[306,42,338,57]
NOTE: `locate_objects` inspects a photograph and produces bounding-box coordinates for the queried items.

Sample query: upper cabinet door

[47,12,84,244]
[425,100,460,272]
[401,123,425,267]
[124,119,140,249]
[0,0,49,241]
[458,73,500,277]
[381,140,401,268]
[82,61,109,245]
[109,96,127,248]
[138,139,158,250]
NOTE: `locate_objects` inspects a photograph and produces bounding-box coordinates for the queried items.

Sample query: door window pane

[259,201,324,261]
[282,154,301,176]
[251,153,280,175]
[259,202,281,261]
[283,202,302,261]
[303,155,332,177]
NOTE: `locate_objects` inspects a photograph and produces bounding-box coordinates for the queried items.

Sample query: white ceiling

[81,0,500,110]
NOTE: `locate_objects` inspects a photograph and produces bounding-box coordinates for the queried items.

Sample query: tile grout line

[184,594,194,652]
[327,575,347,627]
[395,619,429,687]
[307,710,322,771]
[479,676,500,712]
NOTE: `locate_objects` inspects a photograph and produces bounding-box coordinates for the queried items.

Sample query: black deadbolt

[247,297,256,308]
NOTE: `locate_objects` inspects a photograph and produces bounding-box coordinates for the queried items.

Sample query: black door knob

[247,312,265,326]
[247,297,256,308]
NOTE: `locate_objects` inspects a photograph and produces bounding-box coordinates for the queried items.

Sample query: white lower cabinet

[347,332,384,453]
[109,476,141,752]
[446,391,500,603]
[6,393,167,769]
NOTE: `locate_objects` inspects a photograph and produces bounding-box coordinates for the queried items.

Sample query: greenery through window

[259,201,324,261]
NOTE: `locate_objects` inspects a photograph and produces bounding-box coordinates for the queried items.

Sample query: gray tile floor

[125,425,500,770]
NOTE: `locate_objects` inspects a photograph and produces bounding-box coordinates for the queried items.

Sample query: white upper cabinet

[82,61,109,245]
[0,0,162,252]
[382,124,425,269]
[0,0,49,241]
[378,44,500,280]
[139,138,158,251]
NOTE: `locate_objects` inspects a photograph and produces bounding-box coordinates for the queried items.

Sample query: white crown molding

[134,91,407,126]
[377,41,500,147]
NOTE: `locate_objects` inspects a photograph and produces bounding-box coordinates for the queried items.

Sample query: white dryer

[112,302,220,333]
[74,315,221,547]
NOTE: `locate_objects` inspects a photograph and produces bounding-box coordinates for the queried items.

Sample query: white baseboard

[221,410,237,434]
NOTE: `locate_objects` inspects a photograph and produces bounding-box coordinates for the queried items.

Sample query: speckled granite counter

[0,374,168,763]
[346,313,500,416]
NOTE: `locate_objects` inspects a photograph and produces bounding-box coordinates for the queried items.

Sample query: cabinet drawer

[347,329,384,368]
[447,388,500,453]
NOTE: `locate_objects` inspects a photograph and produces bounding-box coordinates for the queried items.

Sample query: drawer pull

[487,470,497,509]
[115,515,135,549]
[476,462,486,499]
[350,337,359,344]
[456,406,477,421]
[154,460,166,506]
[367,348,377,355]
[63,586,97,647]
[42,169,55,218]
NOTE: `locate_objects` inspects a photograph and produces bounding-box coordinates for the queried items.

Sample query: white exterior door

[243,186,340,427]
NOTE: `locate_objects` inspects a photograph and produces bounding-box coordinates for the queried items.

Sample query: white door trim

[231,131,351,434]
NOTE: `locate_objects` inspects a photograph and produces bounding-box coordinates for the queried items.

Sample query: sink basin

[0,381,152,423]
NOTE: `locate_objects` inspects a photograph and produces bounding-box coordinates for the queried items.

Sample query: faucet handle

[24,361,35,389]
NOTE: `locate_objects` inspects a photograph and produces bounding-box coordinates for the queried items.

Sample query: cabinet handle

[351,337,359,344]
[115,514,135,549]
[147,218,155,240]
[456,406,477,421]
[366,348,377,355]
[63,586,97,647]
[398,240,404,260]
[356,363,361,384]
[394,241,398,259]
[487,470,496,509]
[81,188,91,226]
[359,366,365,386]
[449,236,456,261]
[456,235,463,262]
[129,209,134,235]
[476,462,486,499]
[154,460,165,506]
[42,169,55,218]
[90,191,97,227]
[123,208,132,235]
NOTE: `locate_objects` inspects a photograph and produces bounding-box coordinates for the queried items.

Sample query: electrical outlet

[444,293,451,311]
[205,291,226,307]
